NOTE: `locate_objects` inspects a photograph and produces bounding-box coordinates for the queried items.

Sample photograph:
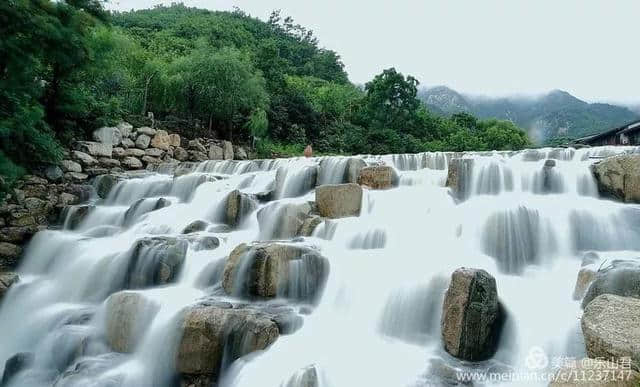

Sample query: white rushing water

[1,146,639,387]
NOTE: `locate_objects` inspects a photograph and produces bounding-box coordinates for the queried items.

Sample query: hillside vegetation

[420,87,638,143]
[1,2,530,193]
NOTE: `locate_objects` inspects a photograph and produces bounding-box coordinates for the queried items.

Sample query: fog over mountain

[420,86,639,143]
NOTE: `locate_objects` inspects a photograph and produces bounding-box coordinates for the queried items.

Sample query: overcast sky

[107,0,640,104]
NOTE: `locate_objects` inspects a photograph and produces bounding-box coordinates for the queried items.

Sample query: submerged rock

[357,165,397,189]
[345,158,367,184]
[446,158,473,201]
[299,215,323,237]
[0,272,19,300]
[379,276,448,344]
[283,365,319,387]
[257,202,314,239]
[480,206,551,274]
[275,165,318,198]
[182,220,210,234]
[222,242,329,302]
[123,197,171,226]
[63,204,95,230]
[592,154,640,203]
[225,190,257,227]
[573,267,596,301]
[94,174,120,199]
[1,352,34,385]
[176,305,279,376]
[582,260,640,308]
[441,267,503,361]
[581,294,640,370]
[315,183,362,218]
[125,237,188,288]
[105,291,160,353]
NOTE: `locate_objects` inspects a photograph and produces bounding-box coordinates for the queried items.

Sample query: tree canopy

[0,2,531,194]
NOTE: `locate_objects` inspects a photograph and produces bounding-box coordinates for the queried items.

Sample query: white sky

[107,0,640,104]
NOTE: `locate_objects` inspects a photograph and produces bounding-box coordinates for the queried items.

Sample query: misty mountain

[419,86,639,143]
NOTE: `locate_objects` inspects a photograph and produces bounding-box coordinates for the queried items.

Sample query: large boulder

[225,190,257,227]
[76,141,112,158]
[135,134,151,149]
[0,272,19,300]
[345,158,367,184]
[208,144,224,160]
[125,237,188,288]
[63,204,94,230]
[94,174,119,199]
[573,266,596,301]
[188,139,207,153]
[592,154,640,203]
[441,267,503,361]
[222,141,234,160]
[124,148,145,158]
[581,294,640,370]
[177,305,279,377]
[145,147,164,158]
[105,291,160,353]
[222,242,329,302]
[315,183,362,219]
[551,358,640,386]
[446,158,473,200]
[121,138,135,149]
[0,243,22,269]
[61,159,83,173]
[136,126,156,136]
[235,146,248,160]
[175,147,189,161]
[357,165,396,189]
[150,130,171,150]
[299,215,323,237]
[72,151,98,167]
[93,126,122,146]
[117,122,133,138]
[122,156,143,170]
[257,202,314,239]
[169,134,181,147]
[43,164,63,182]
[582,260,640,308]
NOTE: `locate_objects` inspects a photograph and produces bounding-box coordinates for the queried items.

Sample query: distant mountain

[419,87,639,143]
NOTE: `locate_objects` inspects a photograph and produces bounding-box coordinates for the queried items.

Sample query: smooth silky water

[1,146,639,386]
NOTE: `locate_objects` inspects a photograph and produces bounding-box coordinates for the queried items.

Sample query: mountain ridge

[419,86,639,143]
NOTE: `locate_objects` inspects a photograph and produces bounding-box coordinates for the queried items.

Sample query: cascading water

[1,146,639,387]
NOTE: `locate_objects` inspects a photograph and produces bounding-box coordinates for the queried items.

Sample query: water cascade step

[0,145,639,387]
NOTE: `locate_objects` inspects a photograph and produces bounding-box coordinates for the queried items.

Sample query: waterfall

[1,145,639,387]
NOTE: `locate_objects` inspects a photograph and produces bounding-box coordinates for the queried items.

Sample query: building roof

[574,119,640,144]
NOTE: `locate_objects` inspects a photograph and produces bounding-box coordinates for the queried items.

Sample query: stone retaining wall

[0,122,250,273]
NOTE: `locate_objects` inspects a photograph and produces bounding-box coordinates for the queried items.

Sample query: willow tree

[166,45,268,139]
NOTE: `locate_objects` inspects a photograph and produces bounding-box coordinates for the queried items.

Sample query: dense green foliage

[0,0,109,192]
[420,87,639,143]
[1,2,531,193]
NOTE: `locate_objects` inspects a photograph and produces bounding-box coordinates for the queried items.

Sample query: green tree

[360,68,421,133]
[166,45,268,140]
[480,120,531,150]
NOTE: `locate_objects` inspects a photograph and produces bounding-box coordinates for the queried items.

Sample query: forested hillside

[420,86,638,143]
[1,2,530,194]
